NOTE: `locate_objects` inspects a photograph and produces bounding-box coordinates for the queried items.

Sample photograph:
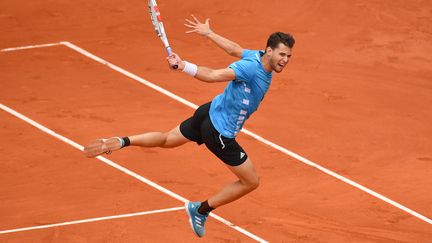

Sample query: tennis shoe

[185,201,208,237]
[83,137,123,158]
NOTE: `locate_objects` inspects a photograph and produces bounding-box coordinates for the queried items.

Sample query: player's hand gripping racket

[148,0,178,69]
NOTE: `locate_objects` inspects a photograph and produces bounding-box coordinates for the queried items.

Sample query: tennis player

[84,15,294,238]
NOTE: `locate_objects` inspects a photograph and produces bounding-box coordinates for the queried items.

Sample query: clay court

[1,0,431,242]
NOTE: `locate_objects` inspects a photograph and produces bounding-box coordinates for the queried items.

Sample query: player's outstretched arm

[184,15,244,58]
[167,53,235,83]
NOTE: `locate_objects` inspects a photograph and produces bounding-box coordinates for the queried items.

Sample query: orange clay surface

[1,0,431,242]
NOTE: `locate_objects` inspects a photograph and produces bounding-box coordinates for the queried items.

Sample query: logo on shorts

[240,152,245,159]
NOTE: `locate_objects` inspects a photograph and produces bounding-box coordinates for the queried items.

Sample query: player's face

[268,43,292,73]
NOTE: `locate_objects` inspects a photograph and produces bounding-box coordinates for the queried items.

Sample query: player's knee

[251,175,260,190]
[160,130,186,148]
[159,132,171,148]
[245,174,260,191]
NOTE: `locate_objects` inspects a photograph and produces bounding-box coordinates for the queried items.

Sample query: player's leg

[128,125,190,148]
[185,117,258,237]
[199,120,258,209]
[185,159,258,238]
[84,102,212,158]
[83,125,190,158]
[207,157,259,208]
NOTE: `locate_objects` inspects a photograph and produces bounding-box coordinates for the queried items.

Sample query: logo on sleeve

[240,152,246,159]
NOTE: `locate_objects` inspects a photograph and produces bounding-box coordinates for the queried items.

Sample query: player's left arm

[184,15,244,59]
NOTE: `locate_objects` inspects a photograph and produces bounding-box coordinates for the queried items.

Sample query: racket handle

[166,47,178,69]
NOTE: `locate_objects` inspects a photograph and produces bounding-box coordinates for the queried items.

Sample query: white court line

[0,42,63,52]
[60,42,199,109]
[0,207,184,234]
[1,42,431,226]
[0,103,268,243]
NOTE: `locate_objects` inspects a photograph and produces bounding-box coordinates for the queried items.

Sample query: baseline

[0,42,63,52]
[0,207,184,234]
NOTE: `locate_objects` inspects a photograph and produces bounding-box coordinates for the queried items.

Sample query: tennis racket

[148,0,178,69]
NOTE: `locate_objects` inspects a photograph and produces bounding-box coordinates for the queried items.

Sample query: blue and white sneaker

[185,201,209,237]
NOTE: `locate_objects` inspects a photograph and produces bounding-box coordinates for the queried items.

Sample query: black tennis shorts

[180,102,248,166]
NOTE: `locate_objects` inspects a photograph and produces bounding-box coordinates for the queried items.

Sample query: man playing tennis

[84,15,294,238]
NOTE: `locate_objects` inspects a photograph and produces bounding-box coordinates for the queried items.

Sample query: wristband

[121,137,130,147]
[182,61,198,77]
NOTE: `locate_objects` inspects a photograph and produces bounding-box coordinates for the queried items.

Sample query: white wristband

[182,61,198,77]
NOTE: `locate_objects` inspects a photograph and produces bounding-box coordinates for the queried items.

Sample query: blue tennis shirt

[209,49,273,138]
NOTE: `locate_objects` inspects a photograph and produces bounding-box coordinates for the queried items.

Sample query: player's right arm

[184,15,244,58]
[194,66,236,83]
[167,53,236,83]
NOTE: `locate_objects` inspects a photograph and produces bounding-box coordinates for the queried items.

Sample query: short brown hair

[266,32,295,49]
